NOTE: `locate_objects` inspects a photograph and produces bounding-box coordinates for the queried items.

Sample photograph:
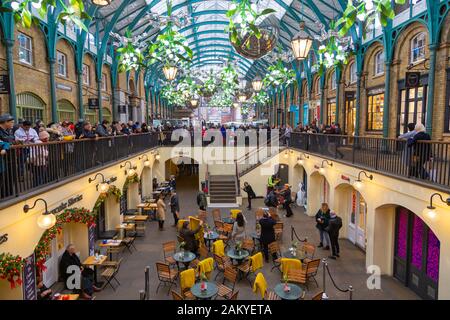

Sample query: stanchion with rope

[290,225,308,243]
[321,258,354,300]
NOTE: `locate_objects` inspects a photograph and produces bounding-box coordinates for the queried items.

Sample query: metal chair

[155,262,178,295]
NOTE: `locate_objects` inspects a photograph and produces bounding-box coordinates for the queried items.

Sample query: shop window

[349,63,357,83]
[57,51,67,77]
[410,32,426,64]
[327,100,336,125]
[102,108,112,123]
[367,93,384,131]
[18,33,32,65]
[84,109,98,125]
[398,85,427,135]
[16,92,45,123]
[374,51,384,76]
[82,64,90,85]
[58,100,76,123]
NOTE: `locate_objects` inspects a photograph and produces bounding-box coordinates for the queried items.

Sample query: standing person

[399,123,417,170]
[408,123,431,179]
[169,175,176,190]
[279,184,293,217]
[0,114,15,198]
[180,220,203,254]
[259,211,277,262]
[29,131,50,187]
[315,203,331,250]
[284,125,292,146]
[156,194,166,230]
[232,212,247,242]
[14,120,40,180]
[197,189,207,211]
[326,212,342,259]
[95,119,110,137]
[242,182,256,210]
[169,189,180,227]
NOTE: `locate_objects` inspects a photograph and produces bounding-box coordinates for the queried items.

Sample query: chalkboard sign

[0,75,10,94]
[22,254,37,300]
[88,225,96,256]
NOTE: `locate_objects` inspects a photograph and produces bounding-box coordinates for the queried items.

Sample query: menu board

[22,254,37,300]
[88,225,96,256]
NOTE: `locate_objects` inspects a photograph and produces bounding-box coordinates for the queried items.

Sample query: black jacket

[326,216,343,237]
[0,127,14,143]
[59,251,82,282]
[170,194,180,212]
[315,209,331,230]
[243,185,256,198]
[180,225,202,252]
[408,131,432,161]
[259,216,276,244]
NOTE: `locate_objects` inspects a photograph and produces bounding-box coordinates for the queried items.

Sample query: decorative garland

[263,60,296,89]
[124,173,140,191]
[93,185,122,213]
[0,253,24,289]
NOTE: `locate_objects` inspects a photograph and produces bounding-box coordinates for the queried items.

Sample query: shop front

[344,92,356,135]
[347,190,367,250]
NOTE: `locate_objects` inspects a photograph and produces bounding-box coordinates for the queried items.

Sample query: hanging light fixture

[252,75,263,92]
[353,170,373,191]
[23,198,56,229]
[88,173,110,193]
[163,65,178,81]
[290,20,313,61]
[319,160,333,174]
[297,153,309,165]
[91,0,112,6]
[233,102,240,108]
[190,98,199,108]
[139,154,151,167]
[238,93,247,103]
[423,193,450,220]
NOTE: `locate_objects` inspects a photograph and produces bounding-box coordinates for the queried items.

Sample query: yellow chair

[197,257,214,278]
[230,209,242,219]
[180,268,196,300]
[212,240,225,257]
[280,258,302,277]
[177,219,188,231]
[238,252,263,283]
[252,272,267,299]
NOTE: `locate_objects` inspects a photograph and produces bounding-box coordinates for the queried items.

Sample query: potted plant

[200,272,208,292]
[179,241,186,256]
[235,241,242,255]
[283,273,290,292]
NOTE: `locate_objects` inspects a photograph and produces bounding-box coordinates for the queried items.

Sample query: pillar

[77,71,84,120]
[49,58,58,123]
[4,39,17,119]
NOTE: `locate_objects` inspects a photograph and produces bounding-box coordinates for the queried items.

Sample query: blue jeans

[318,228,330,247]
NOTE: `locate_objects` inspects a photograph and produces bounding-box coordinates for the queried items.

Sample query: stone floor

[95,174,420,300]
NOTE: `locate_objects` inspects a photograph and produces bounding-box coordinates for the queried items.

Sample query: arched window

[349,63,357,83]
[16,92,45,123]
[410,32,426,64]
[330,71,336,90]
[58,100,76,122]
[84,109,98,125]
[102,108,112,123]
[374,51,385,76]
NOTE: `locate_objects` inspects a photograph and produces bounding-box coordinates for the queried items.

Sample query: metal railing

[290,133,450,191]
[0,133,158,203]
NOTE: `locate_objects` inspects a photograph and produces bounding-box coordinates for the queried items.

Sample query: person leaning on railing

[407,123,432,180]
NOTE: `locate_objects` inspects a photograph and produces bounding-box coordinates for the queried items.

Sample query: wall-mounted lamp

[423,193,450,220]
[120,161,137,177]
[353,171,373,190]
[319,160,333,174]
[283,151,289,159]
[23,198,56,229]
[139,154,151,167]
[297,153,310,166]
[155,152,160,161]
[88,172,109,193]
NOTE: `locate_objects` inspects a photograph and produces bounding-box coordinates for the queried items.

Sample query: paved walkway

[95,174,419,300]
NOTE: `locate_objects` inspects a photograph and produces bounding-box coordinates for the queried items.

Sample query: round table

[173,251,196,270]
[226,248,249,265]
[223,217,234,224]
[282,250,306,261]
[274,283,303,300]
[204,231,219,250]
[190,282,218,300]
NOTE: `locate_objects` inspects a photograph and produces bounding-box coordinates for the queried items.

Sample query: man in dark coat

[407,123,431,179]
[180,221,203,254]
[59,244,82,288]
[315,203,331,250]
[197,190,207,211]
[169,189,180,226]
[0,114,15,198]
[259,212,277,262]
[242,182,256,210]
[326,212,343,259]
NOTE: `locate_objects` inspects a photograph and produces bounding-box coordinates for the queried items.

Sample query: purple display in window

[426,229,440,282]
[396,209,408,260]
[411,215,424,270]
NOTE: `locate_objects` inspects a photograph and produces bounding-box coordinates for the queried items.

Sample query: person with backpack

[264,189,278,208]
[326,211,343,259]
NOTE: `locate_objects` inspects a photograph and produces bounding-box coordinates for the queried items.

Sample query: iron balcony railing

[289,133,450,192]
[0,133,159,203]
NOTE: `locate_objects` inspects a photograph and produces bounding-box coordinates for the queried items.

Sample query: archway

[16,92,46,123]
[57,99,76,122]
[306,172,330,216]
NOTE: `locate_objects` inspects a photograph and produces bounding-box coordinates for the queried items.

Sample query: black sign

[88,98,99,109]
[0,75,10,94]
[118,105,127,114]
[22,254,37,300]
[406,72,421,88]
[88,225,96,256]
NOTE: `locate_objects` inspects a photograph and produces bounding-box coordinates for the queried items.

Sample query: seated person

[37,276,52,300]
[80,267,98,300]
[59,244,82,288]
[180,220,203,254]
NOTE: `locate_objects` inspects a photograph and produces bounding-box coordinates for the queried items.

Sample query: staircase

[208,175,238,207]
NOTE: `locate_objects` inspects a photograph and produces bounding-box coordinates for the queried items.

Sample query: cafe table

[274,283,303,300]
[226,248,249,265]
[83,255,107,286]
[282,250,306,261]
[190,282,218,300]
[54,294,79,300]
[137,202,157,215]
[99,239,123,260]
[222,217,234,225]
[250,232,261,250]
[173,251,196,270]
[203,231,219,251]
[115,223,135,238]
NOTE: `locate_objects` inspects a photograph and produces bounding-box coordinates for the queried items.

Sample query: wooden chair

[135,222,146,236]
[302,242,316,263]
[312,291,324,300]
[122,236,137,253]
[216,266,238,299]
[101,258,122,291]
[242,238,255,254]
[163,241,177,267]
[213,254,233,281]
[214,220,225,233]
[268,241,282,272]
[171,290,184,300]
[106,246,125,261]
[190,246,209,269]
[274,222,284,242]
[180,269,196,300]
[229,290,239,300]
[212,209,222,222]
[219,223,233,246]
[253,273,279,300]
[305,259,321,288]
[155,262,178,295]
[102,257,123,269]
[286,268,307,287]
[238,252,263,284]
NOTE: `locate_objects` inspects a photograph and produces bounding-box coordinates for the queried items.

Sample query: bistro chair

[212,209,222,222]
[135,222,146,237]
[268,241,282,272]
[238,252,263,284]
[163,241,177,268]
[218,223,233,246]
[274,222,284,242]
[229,290,239,300]
[242,238,255,254]
[122,236,137,253]
[252,272,279,300]
[102,257,123,269]
[171,290,184,300]
[216,266,238,300]
[214,220,225,233]
[180,269,196,300]
[213,253,233,281]
[101,258,122,291]
[302,242,316,263]
[155,262,178,295]
[190,245,209,269]
[305,259,321,288]
[106,246,125,261]
[280,258,302,278]
[286,268,307,287]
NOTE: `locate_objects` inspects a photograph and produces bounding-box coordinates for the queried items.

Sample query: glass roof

[93,0,346,79]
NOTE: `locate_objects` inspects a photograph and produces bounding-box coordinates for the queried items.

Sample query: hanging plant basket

[230,22,279,60]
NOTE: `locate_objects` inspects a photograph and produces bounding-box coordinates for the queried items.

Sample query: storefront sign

[0,75,10,94]
[48,195,83,215]
[56,83,72,92]
[341,175,350,182]
[328,97,336,104]
[22,254,37,300]
[88,98,99,109]
[366,87,384,96]
[314,165,320,170]
[405,72,421,88]
[0,233,8,245]
[88,225,96,256]
[102,95,110,101]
